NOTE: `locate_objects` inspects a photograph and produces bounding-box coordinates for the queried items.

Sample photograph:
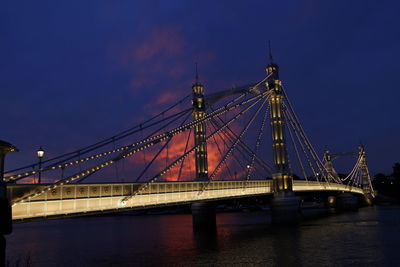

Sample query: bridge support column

[266,58,300,224]
[271,192,300,224]
[336,193,359,211]
[191,202,216,229]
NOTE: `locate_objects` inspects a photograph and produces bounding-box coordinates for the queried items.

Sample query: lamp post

[37,146,44,184]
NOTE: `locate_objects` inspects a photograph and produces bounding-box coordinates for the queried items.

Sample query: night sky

[1,1,400,178]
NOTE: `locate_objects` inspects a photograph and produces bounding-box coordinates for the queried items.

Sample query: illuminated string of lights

[135,111,192,181]
[283,105,328,182]
[285,112,309,181]
[245,100,270,181]
[282,87,331,180]
[202,97,269,192]
[120,91,270,203]
[5,108,192,181]
[7,92,253,182]
[177,129,192,181]
[8,78,269,183]
[6,94,193,174]
[208,122,235,179]
[211,114,273,173]
[12,91,267,205]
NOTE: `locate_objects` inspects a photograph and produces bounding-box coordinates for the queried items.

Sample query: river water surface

[6,205,400,266]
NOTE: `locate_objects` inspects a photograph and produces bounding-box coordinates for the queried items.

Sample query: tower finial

[195,62,199,84]
[268,40,273,63]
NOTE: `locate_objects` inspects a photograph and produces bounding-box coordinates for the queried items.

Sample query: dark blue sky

[1,0,400,176]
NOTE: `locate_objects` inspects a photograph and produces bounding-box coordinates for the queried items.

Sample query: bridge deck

[8,180,364,221]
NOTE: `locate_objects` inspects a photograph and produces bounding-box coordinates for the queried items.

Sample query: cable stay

[200,97,268,193]
[6,108,192,182]
[120,90,269,203]
[7,92,254,182]
[210,116,273,173]
[208,122,234,179]
[245,98,270,181]
[12,90,267,204]
[282,103,331,183]
[177,129,192,181]
[135,111,192,182]
[209,118,268,180]
[6,94,192,174]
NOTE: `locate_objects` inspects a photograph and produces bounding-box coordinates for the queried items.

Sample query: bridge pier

[191,202,216,229]
[271,192,300,224]
[336,192,359,211]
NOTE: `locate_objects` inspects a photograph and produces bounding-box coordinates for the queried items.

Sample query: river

[6,205,400,266]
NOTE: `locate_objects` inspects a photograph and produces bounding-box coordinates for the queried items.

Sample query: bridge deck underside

[8,180,364,221]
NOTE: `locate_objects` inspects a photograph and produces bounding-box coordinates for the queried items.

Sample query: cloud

[123,120,246,182]
[155,92,177,106]
[133,27,185,62]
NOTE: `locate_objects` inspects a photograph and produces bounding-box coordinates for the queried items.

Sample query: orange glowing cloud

[155,92,177,106]
[125,119,248,182]
[133,27,185,62]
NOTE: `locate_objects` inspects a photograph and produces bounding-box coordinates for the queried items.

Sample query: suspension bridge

[0,56,374,227]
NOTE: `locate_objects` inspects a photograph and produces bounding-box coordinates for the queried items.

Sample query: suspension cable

[135,111,192,182]
[283,108,320,181]
[6,94,192,174]
[177,129,192,181]
[120,91,269,203]
[210,114,273,173]
[282,89,328,175]
[245,99,269,181]
[12,91,264,204]
[285,109,308,181]
[208,120,235,179]
[6,108,192,182]
[206,98,268,187]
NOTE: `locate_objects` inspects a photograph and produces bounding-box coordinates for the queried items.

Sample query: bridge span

[9,180,364,221]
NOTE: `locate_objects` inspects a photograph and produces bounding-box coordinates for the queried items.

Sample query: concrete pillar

[271,192,300,224]
[336,192,359,211]
[191,202,216,229]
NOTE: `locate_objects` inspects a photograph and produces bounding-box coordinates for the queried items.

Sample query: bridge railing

[293,180,364,194]
[9,180,272,220]
[8,180,365,221]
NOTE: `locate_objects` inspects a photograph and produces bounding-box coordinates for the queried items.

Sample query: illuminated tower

[359,146,374,195]
[192,66,209,180]
[323,149,339,182]
[266,51,292,192]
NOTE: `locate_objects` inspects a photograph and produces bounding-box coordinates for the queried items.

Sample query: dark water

[6,205,400,266]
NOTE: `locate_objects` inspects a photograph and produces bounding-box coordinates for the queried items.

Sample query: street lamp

[37,146,44,184]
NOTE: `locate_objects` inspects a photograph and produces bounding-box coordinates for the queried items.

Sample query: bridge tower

[266,55,292,192]
[323,149,339,182]
[266,49,300,223]
[359,146,374,197]
[191,66,215,228]
[192,66,209,181]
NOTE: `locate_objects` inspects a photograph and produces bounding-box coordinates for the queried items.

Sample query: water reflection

[272,227,301,266]
[193,227,217,251]
[6,206,400,266]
